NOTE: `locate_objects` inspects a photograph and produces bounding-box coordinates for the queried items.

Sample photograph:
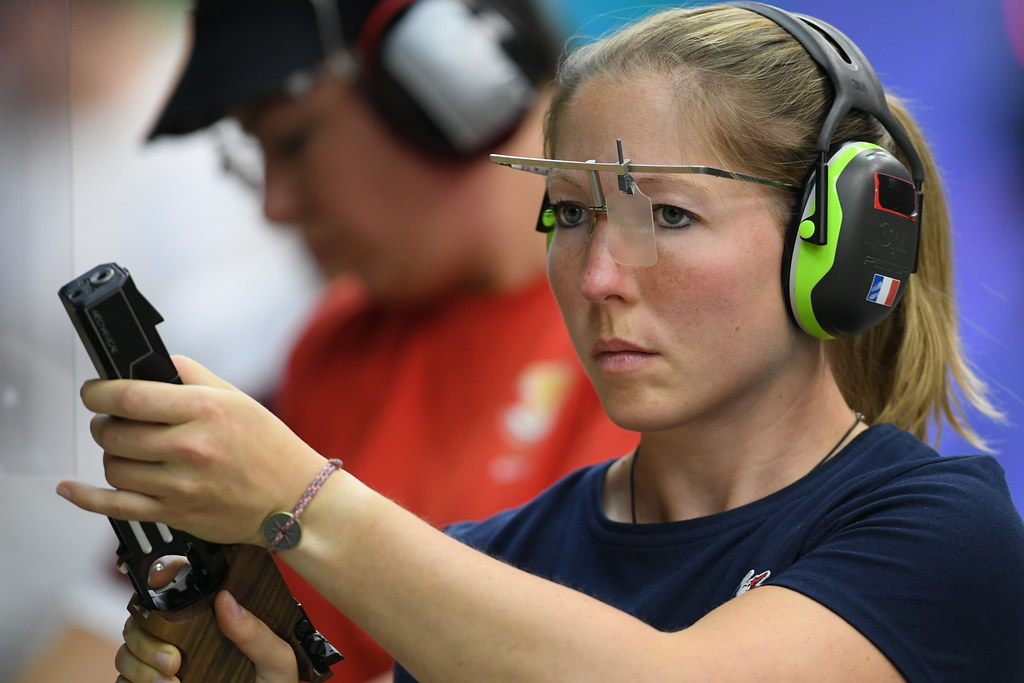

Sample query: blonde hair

[545,5,1002,450]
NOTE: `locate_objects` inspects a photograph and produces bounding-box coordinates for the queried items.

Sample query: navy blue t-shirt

[394,425,1024,681]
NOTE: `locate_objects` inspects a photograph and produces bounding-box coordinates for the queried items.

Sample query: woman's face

[237,78,487,301]
[547,75,809,432]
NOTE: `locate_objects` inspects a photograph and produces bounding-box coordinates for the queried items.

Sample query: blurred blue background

[556,0,1024,514]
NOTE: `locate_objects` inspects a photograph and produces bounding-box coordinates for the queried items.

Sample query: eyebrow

[234,90,307,138]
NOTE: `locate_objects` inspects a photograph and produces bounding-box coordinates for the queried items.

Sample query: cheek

[733,268,791,360]
[654,231,788,340]
[547,248,591,347]
[314,157,424,246]
[547,248,575,317]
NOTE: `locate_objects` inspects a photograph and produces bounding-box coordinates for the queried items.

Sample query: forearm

[64,361,904,681]
[282,471,675,682]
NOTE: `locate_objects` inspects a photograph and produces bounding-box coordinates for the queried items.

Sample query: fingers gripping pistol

[59,263,343,682]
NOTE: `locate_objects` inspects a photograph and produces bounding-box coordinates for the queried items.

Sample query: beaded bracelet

[263,459,344,555]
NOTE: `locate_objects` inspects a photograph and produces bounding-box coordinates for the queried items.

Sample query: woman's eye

[552,202,590,229]
[654,204,693,229]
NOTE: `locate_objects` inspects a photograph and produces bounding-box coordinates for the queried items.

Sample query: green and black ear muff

[730,2,925,339]
[784,141,919,338]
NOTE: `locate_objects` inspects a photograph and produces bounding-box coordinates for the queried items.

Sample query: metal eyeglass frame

[490,139,799,266]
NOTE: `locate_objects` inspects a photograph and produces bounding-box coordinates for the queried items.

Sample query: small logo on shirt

[735,569,772,597]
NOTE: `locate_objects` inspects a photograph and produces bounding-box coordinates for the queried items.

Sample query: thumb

[172,354,239,392]
[215,590,300,683]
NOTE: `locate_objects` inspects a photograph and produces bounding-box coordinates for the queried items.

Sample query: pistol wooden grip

[131,544,332,683]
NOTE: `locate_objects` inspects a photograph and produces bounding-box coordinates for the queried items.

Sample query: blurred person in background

[14,0,638,681]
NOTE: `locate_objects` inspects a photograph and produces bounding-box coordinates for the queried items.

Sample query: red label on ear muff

[874,172,917,220]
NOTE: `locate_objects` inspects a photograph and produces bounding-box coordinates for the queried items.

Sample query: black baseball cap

[150,0,563,157]
[148,0,377,139]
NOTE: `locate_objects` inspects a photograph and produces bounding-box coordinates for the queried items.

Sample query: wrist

[272,469,384,608]
[262,458,344,554]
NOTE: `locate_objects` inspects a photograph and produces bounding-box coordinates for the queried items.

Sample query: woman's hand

[115,593,300,683]
[115,615,179,683]
[57,355,326,546]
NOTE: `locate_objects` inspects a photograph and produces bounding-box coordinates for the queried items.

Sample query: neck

[610,354,866,524]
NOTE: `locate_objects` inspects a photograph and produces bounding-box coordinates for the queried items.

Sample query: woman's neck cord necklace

[629,447,640,524]
[811,410,864,471]
[629,410,864,525]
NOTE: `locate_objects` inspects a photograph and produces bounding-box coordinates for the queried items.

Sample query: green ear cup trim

[798,219,816,240]
[541,206,555,230]
[543,206,556,252]
[791,142,884,339]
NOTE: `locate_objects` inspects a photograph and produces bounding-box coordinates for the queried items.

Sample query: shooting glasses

[490,139,798,267]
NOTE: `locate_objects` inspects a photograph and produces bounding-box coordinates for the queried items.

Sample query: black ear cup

[783,142,920,339]
[351,0,560,157]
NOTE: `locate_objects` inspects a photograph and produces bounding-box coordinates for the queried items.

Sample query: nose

[578,219,632,302]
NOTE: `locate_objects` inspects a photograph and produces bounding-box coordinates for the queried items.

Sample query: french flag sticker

[866,273,901,307]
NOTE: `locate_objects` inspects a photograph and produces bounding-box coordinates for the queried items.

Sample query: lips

[591,338,657,372]
[592,338,652,356]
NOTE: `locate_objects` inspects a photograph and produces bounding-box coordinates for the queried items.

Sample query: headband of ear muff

[728,1,926,339]
[333,0,561,158]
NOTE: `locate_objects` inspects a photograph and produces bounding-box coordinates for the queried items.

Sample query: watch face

[263,511,301,551]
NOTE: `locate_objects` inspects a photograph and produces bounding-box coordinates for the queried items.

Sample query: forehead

[551,74,714,167]
[234,92,309,137]
[234,77,350,136]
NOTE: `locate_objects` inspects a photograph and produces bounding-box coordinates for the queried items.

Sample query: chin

[600,396,679,433]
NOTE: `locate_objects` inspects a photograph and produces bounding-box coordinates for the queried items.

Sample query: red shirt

[273,275,637,681]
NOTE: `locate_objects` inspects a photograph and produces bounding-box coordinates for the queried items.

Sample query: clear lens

[606,183,657,267]
[546,182,659,267]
